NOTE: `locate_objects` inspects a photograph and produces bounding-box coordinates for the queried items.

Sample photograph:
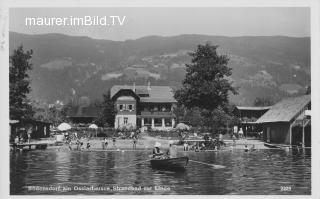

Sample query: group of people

[64,132,91,151]
[101,134,139,150]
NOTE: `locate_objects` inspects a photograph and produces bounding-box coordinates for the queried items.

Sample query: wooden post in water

[289,123,293,146]
[302,119,305,148]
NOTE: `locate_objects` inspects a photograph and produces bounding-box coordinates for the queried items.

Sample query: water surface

[10,149,311,195]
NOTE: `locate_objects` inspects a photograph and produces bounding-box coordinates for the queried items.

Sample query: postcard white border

[0,0,319,199]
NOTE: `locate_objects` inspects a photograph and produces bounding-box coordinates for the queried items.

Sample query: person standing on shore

[133,136,137,149]
[183,142,189,151]
[112,136,116,147]
[27,127,32,143]
[232,134,237,146]
[238,128,244,139]
[104,137,108,149]
[76,139,80,150]
[86,142,91,150]
[14,136,19,144]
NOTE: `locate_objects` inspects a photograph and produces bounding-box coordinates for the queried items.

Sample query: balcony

[140,111,173,117]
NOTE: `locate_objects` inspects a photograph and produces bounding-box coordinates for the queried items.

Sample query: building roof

[111,85,177,103]
[67,105,99,118]
[255,95,310,123]
[236,106,271,111]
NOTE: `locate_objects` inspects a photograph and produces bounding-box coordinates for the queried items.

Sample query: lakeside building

[233,106,270,136]
[255,95,311,147]
[67,105,99,124]
[9,119,51,141]
[110,83,177,130]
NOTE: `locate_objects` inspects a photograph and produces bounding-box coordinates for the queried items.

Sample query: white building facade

[111,85,177,131]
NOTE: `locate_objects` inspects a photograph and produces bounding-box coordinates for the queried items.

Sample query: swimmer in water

[244,145,249,152]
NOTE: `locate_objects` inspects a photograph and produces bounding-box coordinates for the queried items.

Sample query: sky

[9,7,310,41]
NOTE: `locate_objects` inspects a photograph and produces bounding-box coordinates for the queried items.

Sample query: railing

[140,111,172,116]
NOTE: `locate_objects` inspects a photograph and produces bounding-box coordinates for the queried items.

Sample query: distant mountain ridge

[9,32,310,106]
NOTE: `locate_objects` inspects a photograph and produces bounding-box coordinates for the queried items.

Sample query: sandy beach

[41,134,270,152]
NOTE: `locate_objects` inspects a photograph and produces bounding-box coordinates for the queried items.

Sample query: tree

[94,91,116,127]
[32,100,71,125]
[174,43,237,131]
[175,43,237,111]
[253,97,274,107]
[9,45,34,120]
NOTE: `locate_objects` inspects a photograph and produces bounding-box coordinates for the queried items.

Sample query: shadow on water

[10,149,311,195]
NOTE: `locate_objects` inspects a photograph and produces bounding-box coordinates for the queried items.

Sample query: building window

[128,104,134,111]
[154,118,162,127]
[145,118,152,125]
[165,118,172,127]
[119,104,124,111]
[124,117,128,124]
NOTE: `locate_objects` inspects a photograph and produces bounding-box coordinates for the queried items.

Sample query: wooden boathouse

[233,106,270,137]
[255,95,311,147]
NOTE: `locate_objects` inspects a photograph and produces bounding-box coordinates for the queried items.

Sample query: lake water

[10,148,311,195]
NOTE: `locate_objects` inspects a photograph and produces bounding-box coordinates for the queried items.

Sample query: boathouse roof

[236,106,271,111]
[255,95,310,123]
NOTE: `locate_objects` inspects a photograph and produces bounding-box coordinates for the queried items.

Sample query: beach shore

[37,135,270,151]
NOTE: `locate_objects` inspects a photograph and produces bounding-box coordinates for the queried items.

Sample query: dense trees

[9,45,34,120]
[94,91,116,127]
[174,43,238,132]
[33,101,71,125]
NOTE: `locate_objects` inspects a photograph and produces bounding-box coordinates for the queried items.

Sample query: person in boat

[167,140,177,158]
[153,142,164,158]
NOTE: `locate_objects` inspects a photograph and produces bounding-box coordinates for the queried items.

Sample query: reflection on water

[10,149,311,195]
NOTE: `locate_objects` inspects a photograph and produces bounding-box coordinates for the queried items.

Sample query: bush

[147,129,182,138]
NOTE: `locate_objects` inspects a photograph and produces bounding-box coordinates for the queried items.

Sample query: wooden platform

[10,143,48,150]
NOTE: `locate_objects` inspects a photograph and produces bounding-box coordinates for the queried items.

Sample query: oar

[189,160,225,169]
[111,159,151,169]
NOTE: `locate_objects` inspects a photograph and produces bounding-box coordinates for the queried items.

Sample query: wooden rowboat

[150,156,189,170]
[264,143,281,148]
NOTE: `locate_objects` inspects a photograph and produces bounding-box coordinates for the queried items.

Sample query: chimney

[147,81,151,91]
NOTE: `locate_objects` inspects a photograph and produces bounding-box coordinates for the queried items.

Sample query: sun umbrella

[57,123,72,131]
[89,124,98,137]
[89,124,98,129]
[175,123,191,130]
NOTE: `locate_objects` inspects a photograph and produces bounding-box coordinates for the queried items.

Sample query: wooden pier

[10,143,48,150]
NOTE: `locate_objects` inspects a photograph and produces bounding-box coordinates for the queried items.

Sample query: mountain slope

[9,32,310,105]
